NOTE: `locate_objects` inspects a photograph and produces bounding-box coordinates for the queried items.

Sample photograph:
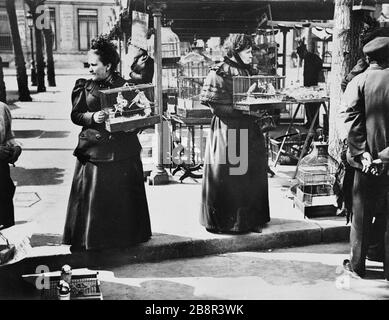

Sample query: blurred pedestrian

[296,42,323,129]
[0,102,22,229]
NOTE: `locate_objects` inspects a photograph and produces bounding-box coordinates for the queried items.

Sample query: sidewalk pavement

[0,72,350,276]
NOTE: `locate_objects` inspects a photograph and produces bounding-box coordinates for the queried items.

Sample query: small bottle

[57,280,71,300]
[61,264,72,285]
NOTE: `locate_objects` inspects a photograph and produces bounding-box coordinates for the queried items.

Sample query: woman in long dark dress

[200,34,270,234]
[63,36,151,251]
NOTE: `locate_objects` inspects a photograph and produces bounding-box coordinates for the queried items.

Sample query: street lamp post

[26,13,37,86]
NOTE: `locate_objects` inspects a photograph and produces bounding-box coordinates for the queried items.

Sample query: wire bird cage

[41,273,102,300]
[176,76,212,118]
[232,75,286,109]
[179,49,213,78]
[99,83,160,132]
[294,142,339,218]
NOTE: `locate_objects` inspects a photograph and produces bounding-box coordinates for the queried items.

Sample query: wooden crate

[41,273,103,300]
[293,196,337,218]
[176,107,212,118]
[105,115,161,132]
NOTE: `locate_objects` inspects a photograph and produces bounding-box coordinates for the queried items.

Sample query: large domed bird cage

[293,140,338,218]
[148,24,181,112]
[175,42,213,115]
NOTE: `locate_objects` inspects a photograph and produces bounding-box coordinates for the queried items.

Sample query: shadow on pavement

[10,167,65,186]
[14,130,70,139]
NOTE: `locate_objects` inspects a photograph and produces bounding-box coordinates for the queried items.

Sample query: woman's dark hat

[363,36,389,54]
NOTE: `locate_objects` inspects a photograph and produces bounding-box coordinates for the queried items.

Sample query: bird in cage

[123,90,152,118]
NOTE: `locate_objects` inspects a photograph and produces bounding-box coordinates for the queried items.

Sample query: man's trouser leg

[367,205,386,262]
[384,189,389,280]
[350,170,373,277]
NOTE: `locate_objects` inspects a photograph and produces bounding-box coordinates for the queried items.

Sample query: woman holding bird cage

[200,33,270,234]
[63,35,151,252]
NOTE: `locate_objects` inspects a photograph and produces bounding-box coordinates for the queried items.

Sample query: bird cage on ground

[293,141,338,218]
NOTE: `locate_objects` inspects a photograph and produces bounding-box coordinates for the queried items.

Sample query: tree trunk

[5,0,32,101]
[328,0,351,161]
[43,27,56,87]
[0,56,6,103]
[35,26,46,92]
[349,10,364,70]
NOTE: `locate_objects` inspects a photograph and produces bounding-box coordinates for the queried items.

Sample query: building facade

[0,0,116,68]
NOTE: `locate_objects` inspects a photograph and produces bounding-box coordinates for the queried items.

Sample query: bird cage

[294,141,338,218]
[147,26,181,92]
[99,83,160,132]
[176,76,212,118]
[179,48,213,78]
[232,75,285,111]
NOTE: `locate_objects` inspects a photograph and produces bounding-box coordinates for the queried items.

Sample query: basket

[0,231,15,265]
[269,135,306,165]
[41,273,102,300]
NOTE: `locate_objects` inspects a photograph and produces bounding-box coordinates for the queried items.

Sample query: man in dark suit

[296,43,323,129]
[341,28,389,264]
[344,37,389,279]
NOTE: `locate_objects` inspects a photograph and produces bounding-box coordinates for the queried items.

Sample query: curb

[2,221,350,276]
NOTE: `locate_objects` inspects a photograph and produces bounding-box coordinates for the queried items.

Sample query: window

[78,9,98,51]
[49,8,57,51]
[0,9,12,51]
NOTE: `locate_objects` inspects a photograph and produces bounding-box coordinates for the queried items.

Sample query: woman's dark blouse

[71,73,141,162]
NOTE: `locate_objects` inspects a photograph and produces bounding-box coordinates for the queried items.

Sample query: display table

[167,114,212,182]
[272,98,330,178]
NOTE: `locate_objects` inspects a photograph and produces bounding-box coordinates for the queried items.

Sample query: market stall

[166,75,212,182]
[108,0,335,186]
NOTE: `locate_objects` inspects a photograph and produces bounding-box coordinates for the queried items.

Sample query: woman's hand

[0,146,12,161]
[93,111,107,124]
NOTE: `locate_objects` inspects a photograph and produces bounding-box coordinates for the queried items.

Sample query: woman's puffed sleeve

[70,78,95,127]
[200,70,243,119]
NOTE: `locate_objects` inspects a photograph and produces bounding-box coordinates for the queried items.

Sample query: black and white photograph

[1,0,389,308]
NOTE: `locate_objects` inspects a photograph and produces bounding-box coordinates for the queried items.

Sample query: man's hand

[360,152,373,173]
[93,111,107,124]
[0,146,12,161]
[8,146,22,164]
[370,158,384,176]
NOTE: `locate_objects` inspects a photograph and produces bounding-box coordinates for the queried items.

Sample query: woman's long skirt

[200,116,270,233]
[0,162,15,229]
[63,155,151,250]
